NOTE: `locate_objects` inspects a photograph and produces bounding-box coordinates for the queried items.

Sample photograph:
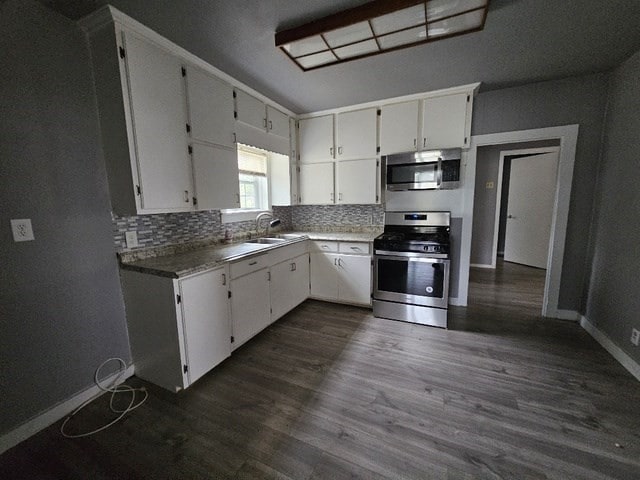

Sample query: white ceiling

[43,0,640,113]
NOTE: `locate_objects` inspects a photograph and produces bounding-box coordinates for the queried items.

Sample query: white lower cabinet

[270,253,310,321]
[121,266,231,392]
[310,241,372,306]
[230,267,271,350]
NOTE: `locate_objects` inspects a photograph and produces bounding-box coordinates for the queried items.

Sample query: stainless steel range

[373,211,451,328]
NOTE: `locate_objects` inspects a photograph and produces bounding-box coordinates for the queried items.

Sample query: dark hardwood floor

[2,264,639,479]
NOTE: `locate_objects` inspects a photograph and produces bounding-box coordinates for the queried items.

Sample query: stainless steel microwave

[384,149,461,191]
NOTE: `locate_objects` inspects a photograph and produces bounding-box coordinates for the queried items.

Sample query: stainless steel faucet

[255,211,280,237]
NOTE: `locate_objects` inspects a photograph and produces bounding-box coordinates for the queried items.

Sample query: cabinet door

[235,90,266,131]
[336,158,378,204]
[266,106,290,139]
[299,162,334,205]
[178,267,231,385]
[335,108,378,160]
[270,253,310,321]
[191,143,240,210]
[299,115,334,163]
[270,151,292,206]
[184,66,235,147]
[337,254,372,306]
[123,31,193,211]
[422,93,469,149]
[379,101,419,155]
[230,268,271,350]
[310,253,339,300]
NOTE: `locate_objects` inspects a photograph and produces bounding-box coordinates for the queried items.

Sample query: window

[237,146,268,210]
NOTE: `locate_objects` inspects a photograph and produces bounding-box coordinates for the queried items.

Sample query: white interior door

[504,152,558,269]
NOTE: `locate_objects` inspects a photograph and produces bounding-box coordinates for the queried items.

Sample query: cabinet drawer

[338,242,370,254]
[230,253,270,279]
[312,241,338,252]
[268,241,309,266]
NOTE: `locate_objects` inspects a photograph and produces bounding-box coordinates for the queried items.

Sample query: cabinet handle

[249,261,257,266]
[269,120,273,130]
[338,146,343,155]
[184,190,189,203]
[350,246,361,251]
[291,262,296,271]
[330,192,334,202]
[423,138,427,148]
[267,271,271,281]
[338,258,343,267]
[334,258,337,266]
[413,138,417,148]
[329,147,334,156]
[233,132,237,144]
[222,273,226,286]
[321,245,329,249]
[236,193,240,204]
[263,118,267,128]
[338,193,343,202]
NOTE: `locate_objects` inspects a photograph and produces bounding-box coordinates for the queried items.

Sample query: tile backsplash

[112,204,383,253]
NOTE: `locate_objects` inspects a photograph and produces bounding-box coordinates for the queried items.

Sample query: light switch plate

[11,219,35,242]
[125,231,139,248]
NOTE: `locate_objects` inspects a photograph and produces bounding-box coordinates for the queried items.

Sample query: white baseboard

[470,263,495,269]
[0,364,135,455]
[448,296,465,306]
[552,309,579,321]
[580,316,640,382]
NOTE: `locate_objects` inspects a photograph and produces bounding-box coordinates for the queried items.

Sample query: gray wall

[471,140,559,266]
[585,49,640,364]
[0,0,131,435]
[472,73,609,311]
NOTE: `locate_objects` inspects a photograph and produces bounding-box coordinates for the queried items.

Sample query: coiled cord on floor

[60,358,148,438]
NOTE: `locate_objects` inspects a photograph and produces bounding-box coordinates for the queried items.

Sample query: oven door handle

[375,251,450,261]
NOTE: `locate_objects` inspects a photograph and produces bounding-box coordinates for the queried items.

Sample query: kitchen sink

[269,234,306,239]
[245,237,287,244]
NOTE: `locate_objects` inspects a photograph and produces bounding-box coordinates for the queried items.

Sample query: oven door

[374,252,450,308]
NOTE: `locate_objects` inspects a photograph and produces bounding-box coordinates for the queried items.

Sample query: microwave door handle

[436,157,443,188]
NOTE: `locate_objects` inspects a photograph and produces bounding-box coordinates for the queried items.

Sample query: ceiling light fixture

[275,0,491,71]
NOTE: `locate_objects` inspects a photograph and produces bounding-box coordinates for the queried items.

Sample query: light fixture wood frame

[275,0,491,71]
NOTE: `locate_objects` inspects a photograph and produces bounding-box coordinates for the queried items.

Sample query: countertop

[120,231,379,279]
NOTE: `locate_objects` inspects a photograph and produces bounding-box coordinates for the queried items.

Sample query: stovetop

[374,228,450,255]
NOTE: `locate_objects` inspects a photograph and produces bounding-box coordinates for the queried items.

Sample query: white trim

[0,365,135,455]
[78,6,296,117]
[553,309,579,321]
[581,316,640,382]
[470,263,494,269]
[300,83,481,118]
[448,296,464,306]
[462,125,579,317]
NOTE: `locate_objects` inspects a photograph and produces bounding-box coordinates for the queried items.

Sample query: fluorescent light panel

[275,0,491,71]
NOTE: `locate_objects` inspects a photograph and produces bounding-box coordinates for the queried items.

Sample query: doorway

[459,125,579,319]
[469,143,560,315]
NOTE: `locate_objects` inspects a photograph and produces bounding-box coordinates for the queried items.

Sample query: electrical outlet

[631,328,640,346]
[11,219,35,242]
[125,230,139,248]
[486,181,494,189]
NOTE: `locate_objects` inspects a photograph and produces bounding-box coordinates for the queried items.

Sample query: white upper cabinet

[422,92,470,149]
[379,100,419,155]
[190,143,240,210]
[299,162,334,204]
[184,66,235,148]
[235,90,266,131]
[335,108,378,160]
[266,105,290,138]
[122,31,193,213]
[336,158,379,205]
[299,115,334,163]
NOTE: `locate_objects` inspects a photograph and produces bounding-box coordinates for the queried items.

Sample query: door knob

[507,214,516,219]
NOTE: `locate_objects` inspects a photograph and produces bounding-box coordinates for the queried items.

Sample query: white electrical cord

[60,357,148,438]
